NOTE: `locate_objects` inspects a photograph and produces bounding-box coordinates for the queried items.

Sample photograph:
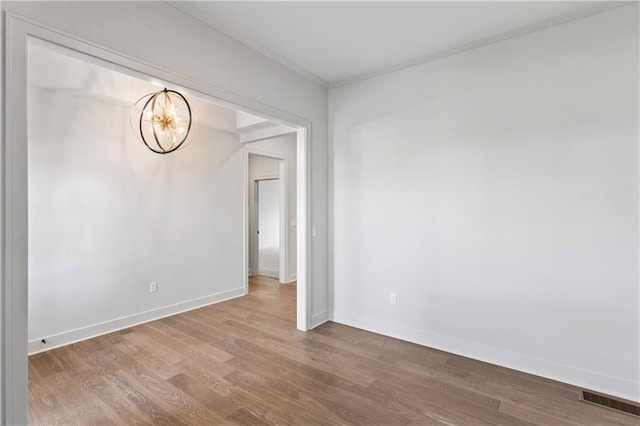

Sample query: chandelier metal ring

[131,88,193,155]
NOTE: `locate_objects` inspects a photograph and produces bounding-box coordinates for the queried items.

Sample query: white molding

[251,174,279,181]
[28,288,245,356]
[166,1,329,88]
[332,310,640,403]
[278,160,287,285]
[329,2,632,89]
[310,310,329,329]
[3,13,29,426]
[0,9,4,423]
[296,127,311,332]
[327,86,335,324]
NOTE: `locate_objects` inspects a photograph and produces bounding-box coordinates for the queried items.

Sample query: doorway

[248,154,283,280]
[3,17,312,424]
[246,143,297,289]
[257,178,280,278]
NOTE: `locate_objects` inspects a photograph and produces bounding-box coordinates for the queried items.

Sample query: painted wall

[28,83,249,352]
[248,135,298,283]
[330,5,640,402]
[250,155,280,177]
[3,0,329,326]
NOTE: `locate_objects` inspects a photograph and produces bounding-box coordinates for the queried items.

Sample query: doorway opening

[257,178,281,279]
[3,17,312,424]
[244,132,298,305]
[247,152,294,284]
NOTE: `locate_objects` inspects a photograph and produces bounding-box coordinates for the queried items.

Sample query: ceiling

[170,1,626,87]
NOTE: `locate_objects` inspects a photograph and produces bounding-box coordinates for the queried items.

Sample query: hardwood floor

[29,276,636,425]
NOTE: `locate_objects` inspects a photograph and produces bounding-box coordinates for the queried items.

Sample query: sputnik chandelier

[131,88,193,154]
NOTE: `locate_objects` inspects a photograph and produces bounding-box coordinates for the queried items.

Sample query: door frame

[246,153,288,285]
[2,13,312,425]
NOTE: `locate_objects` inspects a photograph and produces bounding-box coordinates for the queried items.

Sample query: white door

[257,179,280,278]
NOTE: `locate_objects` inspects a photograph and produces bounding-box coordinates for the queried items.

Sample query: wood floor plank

[172,359,235,397]
[30,351,65,378]
[74,369,151,425]
[222,353,371,425]
[225,407,270,426]
[101,369,185,425]
[28,276,639,425]
[167,372,239,418]
[108,347,229,426]
[174,311,377,388]
[29,392,74,425]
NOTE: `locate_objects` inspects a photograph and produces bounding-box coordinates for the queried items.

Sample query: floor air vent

[580,390,640,417]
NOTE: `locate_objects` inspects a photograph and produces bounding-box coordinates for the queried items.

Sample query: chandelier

[131,88,193,154]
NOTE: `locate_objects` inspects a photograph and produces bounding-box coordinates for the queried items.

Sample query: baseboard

[331,310,640,403]
[310,310,329,329]
[285,273,297,283]
[28,287,245,355]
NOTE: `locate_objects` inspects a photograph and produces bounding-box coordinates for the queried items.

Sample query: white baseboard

[285,273,297,283]
[332,310,640,403]
[310,310,329,329]
[28,287,245,355]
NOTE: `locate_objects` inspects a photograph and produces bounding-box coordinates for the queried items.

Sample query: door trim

[249,173,281,281]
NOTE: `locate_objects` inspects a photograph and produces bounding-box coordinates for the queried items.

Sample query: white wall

[248,135,298,282]
[250,155,280,177]
[28,82,249,352]
[2,0,330,325]
[330,5,639,402]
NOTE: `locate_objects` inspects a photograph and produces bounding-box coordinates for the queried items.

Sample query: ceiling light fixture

[131,88,193,154]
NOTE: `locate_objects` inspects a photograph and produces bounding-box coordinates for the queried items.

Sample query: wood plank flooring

[29,276,636,425]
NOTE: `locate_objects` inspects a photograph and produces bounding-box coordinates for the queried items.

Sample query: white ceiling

[171,1,625,87]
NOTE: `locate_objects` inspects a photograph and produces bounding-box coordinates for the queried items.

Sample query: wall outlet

[149,282,158,293]
[390,293,397,305]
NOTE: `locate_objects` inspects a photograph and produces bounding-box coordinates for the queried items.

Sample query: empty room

[1,1,639,425]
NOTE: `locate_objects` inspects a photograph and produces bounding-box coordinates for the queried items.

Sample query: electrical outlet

[390,293,397,305]
[150,282,158,293]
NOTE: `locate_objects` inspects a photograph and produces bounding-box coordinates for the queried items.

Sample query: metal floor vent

[580,390,640,417]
